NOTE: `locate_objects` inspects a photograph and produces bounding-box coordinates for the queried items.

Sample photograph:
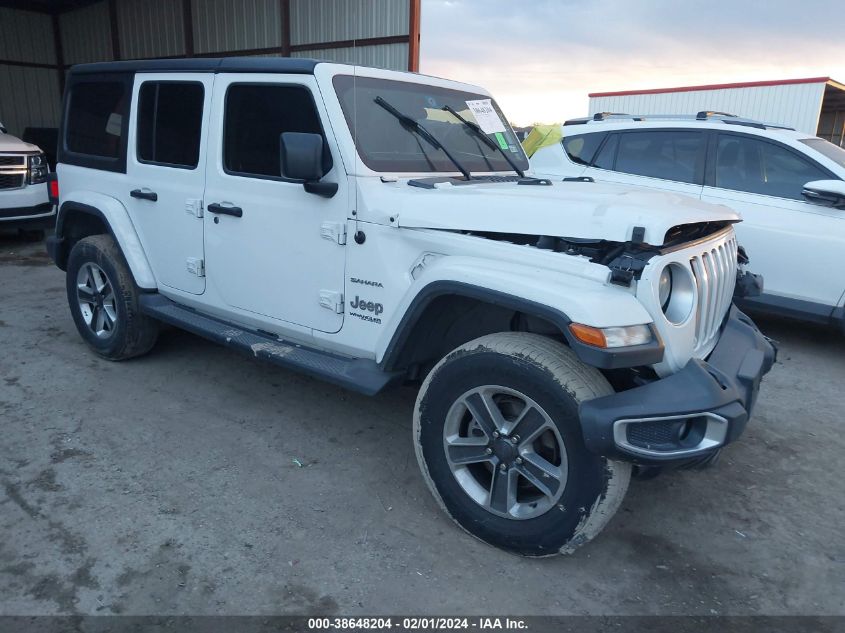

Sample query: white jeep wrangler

[47,58,775,556]
[0,121,52,232]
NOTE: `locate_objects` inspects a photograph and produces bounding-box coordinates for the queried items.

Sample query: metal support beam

[51,12,65,94]
[0,59,57,70]
[280,0,291,57]
[408,0,420,72]
[108,0,120,60]
[290,35,408,53]
[182,0,194,57]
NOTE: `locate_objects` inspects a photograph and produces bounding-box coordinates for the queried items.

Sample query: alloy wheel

[443,385,568,520]
[76,262,118,339]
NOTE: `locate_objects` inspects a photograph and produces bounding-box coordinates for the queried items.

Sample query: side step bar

[139,294,402,396]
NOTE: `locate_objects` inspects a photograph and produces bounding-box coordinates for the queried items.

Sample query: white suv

[531,113,845,330]
[47,59,774,556]
[0,121,52,231]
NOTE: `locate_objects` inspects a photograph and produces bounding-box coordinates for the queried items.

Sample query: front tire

[414,332,630,556]
[66,234,159,360]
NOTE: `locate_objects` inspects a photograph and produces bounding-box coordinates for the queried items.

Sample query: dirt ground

[1,232,843,616]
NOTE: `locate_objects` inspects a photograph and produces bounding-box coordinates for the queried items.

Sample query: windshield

[799,138,845,169]
[333,75,528,174]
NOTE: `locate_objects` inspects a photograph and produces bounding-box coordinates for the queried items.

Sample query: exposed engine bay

[462,220,759,296]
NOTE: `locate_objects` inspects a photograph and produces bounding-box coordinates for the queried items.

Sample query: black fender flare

[380,281,663,372]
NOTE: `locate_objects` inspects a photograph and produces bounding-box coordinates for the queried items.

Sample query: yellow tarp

[521,124,562,158]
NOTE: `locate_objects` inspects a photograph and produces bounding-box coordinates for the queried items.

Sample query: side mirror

[279,132,337,198]
[0,122,6,134]
[802,179,845,209]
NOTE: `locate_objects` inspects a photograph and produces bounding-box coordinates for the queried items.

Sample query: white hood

[0,130,40,153]
[360,178,739,246]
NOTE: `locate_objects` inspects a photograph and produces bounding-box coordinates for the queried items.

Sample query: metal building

[0,0,421,139]
[589,77,845,145]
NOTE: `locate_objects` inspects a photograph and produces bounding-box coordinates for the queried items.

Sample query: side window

[223,84,330,179]
[66,80,128,158]
[615,131,704,184]
[562,133,605,166]
[137,82,204,169]
[715,135,831,200]
[592,134,618,170]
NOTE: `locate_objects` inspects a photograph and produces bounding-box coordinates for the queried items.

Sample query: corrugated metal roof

[60,0,113,64]
[0,65,61,135]
[588,82,828,135]
[291,43,407,70]
[116,0,185,59]
[0,7,57,65]
[290,0,408,45]
[192,0,283,55]
[590,77,837,98]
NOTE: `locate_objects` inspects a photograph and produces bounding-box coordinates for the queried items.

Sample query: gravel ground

[0,233,843,616]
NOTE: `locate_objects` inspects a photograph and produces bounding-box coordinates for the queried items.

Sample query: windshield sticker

[494,132,509,150]
[465,99,506,134]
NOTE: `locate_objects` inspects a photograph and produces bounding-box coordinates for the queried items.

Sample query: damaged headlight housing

[569,323,653,348]
[659,263,696,325]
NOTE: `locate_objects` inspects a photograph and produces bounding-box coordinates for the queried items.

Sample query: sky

[418,0,845,126]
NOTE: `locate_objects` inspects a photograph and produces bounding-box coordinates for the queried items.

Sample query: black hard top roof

[68,57,325,76]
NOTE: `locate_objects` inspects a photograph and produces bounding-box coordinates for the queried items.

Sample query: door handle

[130,189,158,202]
[207,203,243,218]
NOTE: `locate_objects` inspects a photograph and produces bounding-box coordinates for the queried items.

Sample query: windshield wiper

[441,105,525,178]
[374,96,472,181]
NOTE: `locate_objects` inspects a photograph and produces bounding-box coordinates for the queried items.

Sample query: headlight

[569,323,653,348]
[27,153,48,185]
[660,263,695,325]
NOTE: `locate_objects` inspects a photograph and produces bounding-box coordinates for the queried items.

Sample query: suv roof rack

[563,111,795,131]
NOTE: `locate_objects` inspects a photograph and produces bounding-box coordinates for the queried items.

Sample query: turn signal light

[569,323,654,349]
[569,323,607,348]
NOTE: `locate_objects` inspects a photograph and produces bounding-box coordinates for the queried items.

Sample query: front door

[126,73,211,295]
[202,74,348,334]
[701,132,844,309]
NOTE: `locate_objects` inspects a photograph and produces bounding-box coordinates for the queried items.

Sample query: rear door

[583,129,706,198]
[125,73,212,295]
[702,132,844,310]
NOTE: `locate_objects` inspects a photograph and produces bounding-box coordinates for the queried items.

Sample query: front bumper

[0,202,55,228]
[579,305,776,466]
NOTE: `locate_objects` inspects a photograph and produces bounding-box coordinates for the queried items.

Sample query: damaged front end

[463,220,762,300]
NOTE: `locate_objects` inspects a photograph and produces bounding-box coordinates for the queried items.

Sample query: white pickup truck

[0,121,52,233]
[46,58,775,556]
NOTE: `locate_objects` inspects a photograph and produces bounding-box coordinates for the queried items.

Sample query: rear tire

[66,234,158,360]
[414,332,630,556]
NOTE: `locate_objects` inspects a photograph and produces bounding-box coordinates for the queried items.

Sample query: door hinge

[185,198,203,218]
[320,221,347,245]
[319,290,344,314]
[186,257,205,277]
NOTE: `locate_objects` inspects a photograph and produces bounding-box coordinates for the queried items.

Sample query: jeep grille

[690,236,738,355]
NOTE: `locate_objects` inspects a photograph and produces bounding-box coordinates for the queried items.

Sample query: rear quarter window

[562,133,605,166]
[61,74,132,173]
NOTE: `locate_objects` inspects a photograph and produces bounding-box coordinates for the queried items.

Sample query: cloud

[420,0,845,125]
